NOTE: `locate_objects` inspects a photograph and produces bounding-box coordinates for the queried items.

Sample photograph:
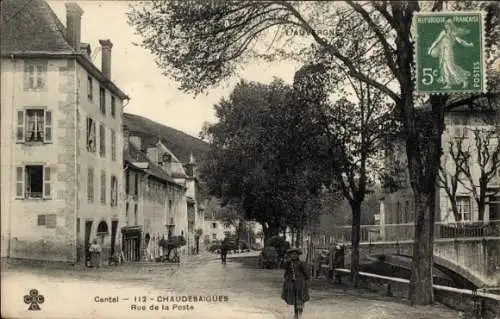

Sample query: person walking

[281,248,310,319]
[220,239,229,264]
[89,239,102,269]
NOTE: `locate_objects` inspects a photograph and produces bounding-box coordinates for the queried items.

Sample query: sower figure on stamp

[281,248,310,319]
[89,239,102,269]
[427,19,474,89]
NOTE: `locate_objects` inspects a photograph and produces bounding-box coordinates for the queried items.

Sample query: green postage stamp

[414,11,486,94]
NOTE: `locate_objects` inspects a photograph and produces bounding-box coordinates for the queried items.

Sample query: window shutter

[43,166,51,198]
[23,63,31,89]
[16,166,25,198]
[44,110,52,142]
[16,110,25,142]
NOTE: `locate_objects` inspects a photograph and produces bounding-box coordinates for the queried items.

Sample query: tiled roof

[0,0,73,54]
[123,113,209,164]
[1,0,130,100]
[124,142,184,189]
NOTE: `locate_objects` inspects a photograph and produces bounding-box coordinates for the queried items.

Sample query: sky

[48,1,299,138]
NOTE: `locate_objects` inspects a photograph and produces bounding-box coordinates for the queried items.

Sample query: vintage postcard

[1,1,499,319]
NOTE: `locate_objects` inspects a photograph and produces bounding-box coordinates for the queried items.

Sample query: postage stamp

[414,11,486,95]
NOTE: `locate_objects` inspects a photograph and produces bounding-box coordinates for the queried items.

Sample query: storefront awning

[121,225,143,234]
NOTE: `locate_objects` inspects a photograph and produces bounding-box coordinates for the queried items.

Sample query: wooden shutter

[24,62,33,89]
[43,166,51,198]
[16,110,25,142]
[44,110,52,142]
[15,166,25,198]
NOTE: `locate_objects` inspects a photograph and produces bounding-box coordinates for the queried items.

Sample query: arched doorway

[96,220,109,244]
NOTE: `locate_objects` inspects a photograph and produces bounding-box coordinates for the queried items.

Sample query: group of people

[88,239,102,268]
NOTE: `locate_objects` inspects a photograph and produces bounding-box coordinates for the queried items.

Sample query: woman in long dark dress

[281,248,310,319]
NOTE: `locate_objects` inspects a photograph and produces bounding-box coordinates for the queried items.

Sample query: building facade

[381,103,499,226]
[122,132,189,261]
[438,107,499,223]
[0,1,128,262]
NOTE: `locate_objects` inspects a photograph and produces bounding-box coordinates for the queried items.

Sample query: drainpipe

[7,56,17,258]
[73,55,78,264]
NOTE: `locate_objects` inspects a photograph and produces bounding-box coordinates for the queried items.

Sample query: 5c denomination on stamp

[414,11,486,94]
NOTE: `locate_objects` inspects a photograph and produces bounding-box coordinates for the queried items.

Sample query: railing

[323,220,500,244]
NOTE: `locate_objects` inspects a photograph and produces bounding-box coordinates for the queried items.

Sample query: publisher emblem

[24,289,44,310]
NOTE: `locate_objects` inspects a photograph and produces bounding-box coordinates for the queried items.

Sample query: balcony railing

[325,220,500,244]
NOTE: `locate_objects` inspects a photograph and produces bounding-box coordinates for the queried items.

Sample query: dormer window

[24,61,47,90]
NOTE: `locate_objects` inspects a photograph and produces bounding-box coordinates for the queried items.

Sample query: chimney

[129,136,142,151]
[99,39,113,79]
[123,125,129,152]
[65,3,84,52]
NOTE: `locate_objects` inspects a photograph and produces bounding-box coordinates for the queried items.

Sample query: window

[99,123,106,157]
[111,129,116,161]
[169,200,172,213]
[125,202,129,225]
[396,202,401,224]
[15,165,51,199]
[134,173,139,196]
[16,109,52,143]
[134,204,138,225]
[99,87,106,115]
[111,96,116,118]
[24,60,47,90]
[37,215,46,226]
[457,196,472,221]
[86,117,96,152]
[46,214,56,228]
[405,201,410,223]
[110,175,118,207]
[87,76,93,101]
[212,234,217,240]
[125,172,130,195]
[37,214,56,228]
[452,117,469,138]
[100,171,106,204]
[212,222,217,229]
[87,167,94,202]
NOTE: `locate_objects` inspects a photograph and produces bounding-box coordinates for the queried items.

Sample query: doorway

[110,220,118,256]
[84,221,93,264]
[489,196,499,221]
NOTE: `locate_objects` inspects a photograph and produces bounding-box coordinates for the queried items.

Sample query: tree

[128,1,499,305]
[293,62,395,287]
[215,203,243,228]
[438,136,468,222]
[199,79,328,240]
[457,128,500,221]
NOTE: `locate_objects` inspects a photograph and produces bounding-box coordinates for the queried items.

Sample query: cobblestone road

[1,252,462,319]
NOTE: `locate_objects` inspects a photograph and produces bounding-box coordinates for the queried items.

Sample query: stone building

[0,0,128,263]
[381,100,499,226]
[123,112,209,255]
[122,131,188,261]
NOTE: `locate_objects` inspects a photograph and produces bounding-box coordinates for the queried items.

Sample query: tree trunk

[408,95,445,305]
[450,202,461,223]
[408,191,436,305]
[295,228,301,248]
[350,200,362,288]
[478,187,487,222]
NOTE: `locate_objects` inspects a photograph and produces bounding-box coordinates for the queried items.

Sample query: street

[1,253,462,319]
